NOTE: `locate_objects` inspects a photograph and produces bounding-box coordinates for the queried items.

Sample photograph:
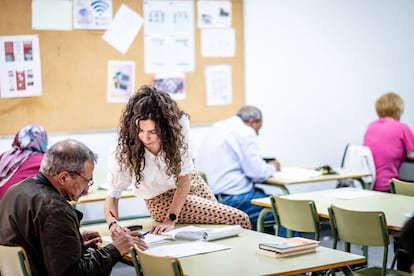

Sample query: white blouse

[106,116,194,199]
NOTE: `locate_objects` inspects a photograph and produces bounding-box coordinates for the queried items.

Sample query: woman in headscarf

[0,124,48,198]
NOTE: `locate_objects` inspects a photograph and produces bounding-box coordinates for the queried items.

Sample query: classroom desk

[81,219,366,276]
[263,167,372,195]
[76,188,134,204]
[71,188,145,225]
[252,188,414,235]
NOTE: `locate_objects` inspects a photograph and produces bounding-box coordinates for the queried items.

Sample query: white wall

[244,0,414,169]
[1,0,414,195]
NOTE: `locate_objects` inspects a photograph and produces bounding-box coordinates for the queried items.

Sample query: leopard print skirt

[145,171,251,229]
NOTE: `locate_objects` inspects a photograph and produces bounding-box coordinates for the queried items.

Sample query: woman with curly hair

[104,85,250,236]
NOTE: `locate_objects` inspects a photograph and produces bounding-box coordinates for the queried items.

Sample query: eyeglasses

[70,171,94,187]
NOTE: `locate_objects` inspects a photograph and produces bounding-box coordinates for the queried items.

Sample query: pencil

[108,210,122,230]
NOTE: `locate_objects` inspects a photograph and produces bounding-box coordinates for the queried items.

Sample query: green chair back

[130,244,185,276]
[270,194,320,240]
[0,245,32,276]
[390,178,414,196]
[328,205,409,276]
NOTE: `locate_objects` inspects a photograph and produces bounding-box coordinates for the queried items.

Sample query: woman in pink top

[0,124,48,198]
[363,92,414,192]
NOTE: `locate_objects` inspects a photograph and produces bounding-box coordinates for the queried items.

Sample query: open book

[273,167,322,181]
[162,225,242,242]
[259,237,319,254]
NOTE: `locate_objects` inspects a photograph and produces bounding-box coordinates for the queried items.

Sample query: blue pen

[140,231,150,238]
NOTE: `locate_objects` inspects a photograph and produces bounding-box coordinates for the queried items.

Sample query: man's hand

[269,160,281,172]
[112,231,147,255]
[82,231,102,249]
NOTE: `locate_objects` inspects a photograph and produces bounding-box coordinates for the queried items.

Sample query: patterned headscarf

[0,124,48,186]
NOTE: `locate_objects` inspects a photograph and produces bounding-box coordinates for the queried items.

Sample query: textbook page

[273,167,322,181]
[162,225,242,241]
[146,241,231,258]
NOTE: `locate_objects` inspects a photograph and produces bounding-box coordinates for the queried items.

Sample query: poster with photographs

[107,60,135,103]
[0,35,42,98]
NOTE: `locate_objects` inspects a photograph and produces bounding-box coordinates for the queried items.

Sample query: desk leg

[257,207,273,233]
[355,178,368,190]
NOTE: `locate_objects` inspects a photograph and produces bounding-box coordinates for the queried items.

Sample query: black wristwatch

[168,213,177,222]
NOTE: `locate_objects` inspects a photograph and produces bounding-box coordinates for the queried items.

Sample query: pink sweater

[363,118,414,191]
[0,153,44,199]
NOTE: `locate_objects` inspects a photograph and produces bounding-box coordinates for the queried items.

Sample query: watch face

[169,213,177,221]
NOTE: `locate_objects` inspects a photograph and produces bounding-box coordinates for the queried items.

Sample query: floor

[109,223,398,275]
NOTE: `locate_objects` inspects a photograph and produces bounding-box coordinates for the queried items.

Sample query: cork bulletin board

[0,0,244,135]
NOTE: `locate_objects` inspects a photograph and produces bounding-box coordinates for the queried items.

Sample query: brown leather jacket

[0,173,121,276]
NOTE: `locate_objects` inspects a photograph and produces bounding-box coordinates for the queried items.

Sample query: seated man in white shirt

[195,106,280,232]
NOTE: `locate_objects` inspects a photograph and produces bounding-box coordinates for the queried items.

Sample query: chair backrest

[328,205,389,274]
[389,178,414,196]
[130,244,185,276]
[341,143,376,189]
[0,245,32,276]
[270,194,320,240]
[198,171,208,184]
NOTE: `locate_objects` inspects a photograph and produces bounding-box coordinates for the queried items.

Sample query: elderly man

[195,106,280,232]
[0,139,147,276]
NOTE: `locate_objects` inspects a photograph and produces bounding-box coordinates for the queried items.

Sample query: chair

[198,170,208,184]
[130,244,185,276]
[328,205,409,276]
[389,178,414,196]
[339,143,376,190]
[0,245,32,276]
[270,194,320,240]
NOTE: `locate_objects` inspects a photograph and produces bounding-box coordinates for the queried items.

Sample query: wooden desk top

[252,188,414,232]
[81,219,365,276]
[265,167,372,186]
[71,188,134,204]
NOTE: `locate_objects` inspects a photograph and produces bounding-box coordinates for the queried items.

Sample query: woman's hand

[150,220,175,235]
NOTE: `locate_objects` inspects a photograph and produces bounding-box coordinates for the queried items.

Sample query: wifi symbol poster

[74,0,112,30]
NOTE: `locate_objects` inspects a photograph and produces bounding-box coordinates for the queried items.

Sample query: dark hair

[40,139,97,176]
[399,216,414,263]
[116,85,189,186]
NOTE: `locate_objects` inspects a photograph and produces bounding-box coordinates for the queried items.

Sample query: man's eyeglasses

[70,171,94,187]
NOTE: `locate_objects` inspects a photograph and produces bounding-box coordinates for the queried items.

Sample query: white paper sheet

[272,167,322,181]
[32,0,72,31]
[201,29,235,57]
[143,0,195,73]
[145,241,231,258]
[205,64,232,106]
[323,189,379,200]
[102,4,143,54]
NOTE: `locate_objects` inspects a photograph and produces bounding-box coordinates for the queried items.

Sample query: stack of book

[257,237,320,258]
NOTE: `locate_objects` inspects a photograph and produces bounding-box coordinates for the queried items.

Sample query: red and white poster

[0,35,42,98]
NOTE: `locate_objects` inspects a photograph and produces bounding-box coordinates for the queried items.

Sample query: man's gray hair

[236,105,262,122]
[41,139,98,176]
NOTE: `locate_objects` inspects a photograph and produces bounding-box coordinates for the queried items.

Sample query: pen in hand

[109,210,122,230]
[140,231,150,238]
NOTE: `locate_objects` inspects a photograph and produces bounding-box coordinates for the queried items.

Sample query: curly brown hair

[116,85,189,187]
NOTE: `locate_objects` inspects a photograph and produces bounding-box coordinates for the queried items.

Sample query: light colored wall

[1,0,414,201]
[244,0,414,171]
